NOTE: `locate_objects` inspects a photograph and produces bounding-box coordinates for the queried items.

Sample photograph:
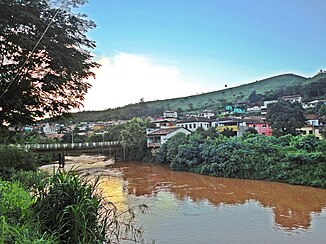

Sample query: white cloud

[82,53,210,111]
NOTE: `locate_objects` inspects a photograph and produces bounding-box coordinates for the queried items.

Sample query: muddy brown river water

[44,156,326,244]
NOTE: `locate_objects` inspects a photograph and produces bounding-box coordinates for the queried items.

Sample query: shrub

[0,179,57,243]
[33,171,147,243]
[0,145,37,179]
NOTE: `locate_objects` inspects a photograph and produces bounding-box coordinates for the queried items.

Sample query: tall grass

[0,179,57,243]
[33,170,147,243]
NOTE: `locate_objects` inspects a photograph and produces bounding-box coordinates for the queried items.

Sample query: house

[163,111,178,118]
[282,95,302,103]
[150,118,177,128]
[263,100,278,107]
[212,117,246,137]
[242,118,272,136]
[147,127,191,148]
[43,123,57,135]
[176,116,212,132]
[246,106,261,112]
[303,100,326,108]
[297,125,323,139]
[198,109,215,119]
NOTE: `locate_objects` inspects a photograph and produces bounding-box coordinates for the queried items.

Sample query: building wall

[177,122,210,132]
[247,123,272,136]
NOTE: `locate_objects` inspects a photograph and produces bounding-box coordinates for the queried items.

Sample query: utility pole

[71,126,74,147]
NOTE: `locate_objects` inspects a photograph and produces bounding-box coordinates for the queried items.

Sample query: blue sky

[76,0,326,110]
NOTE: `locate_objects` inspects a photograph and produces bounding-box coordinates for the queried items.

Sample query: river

[46,156,326,244]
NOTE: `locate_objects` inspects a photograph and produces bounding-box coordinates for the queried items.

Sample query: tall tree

[267,101,306,136]
[120,118,148,160]
[0,0,99,126]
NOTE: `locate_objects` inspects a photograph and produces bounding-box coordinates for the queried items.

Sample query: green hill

[70,72,326,122]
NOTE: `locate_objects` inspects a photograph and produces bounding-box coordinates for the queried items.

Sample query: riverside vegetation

[0,145,147,243]
[156,132,326,188]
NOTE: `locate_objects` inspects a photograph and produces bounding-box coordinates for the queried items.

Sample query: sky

[75,0,326,111]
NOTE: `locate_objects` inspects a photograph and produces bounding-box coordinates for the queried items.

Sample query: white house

[43,123,57,135]
[198,109,215,119]
[176,116,212,132]
[163,111,178,118]
[307,119,319,126]
[263,100,278,107]
[246,106,261,112]
[147,127,191,148]
[282,95,302,103]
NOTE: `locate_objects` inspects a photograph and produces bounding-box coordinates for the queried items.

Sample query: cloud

[82,53,210,111]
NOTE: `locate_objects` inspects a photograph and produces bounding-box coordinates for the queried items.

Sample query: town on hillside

[14,95,326,149]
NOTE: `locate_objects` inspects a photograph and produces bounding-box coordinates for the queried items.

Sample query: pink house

[243,119,273,136]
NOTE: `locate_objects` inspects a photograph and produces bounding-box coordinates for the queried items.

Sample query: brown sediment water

[41,157,326,244]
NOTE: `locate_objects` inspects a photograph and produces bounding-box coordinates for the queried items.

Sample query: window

[262,124,266,128]
[309,130,313,134]
[193,123,196,129]
[185,124,188,129]
[189,124,192,129]
[262,132,266,135]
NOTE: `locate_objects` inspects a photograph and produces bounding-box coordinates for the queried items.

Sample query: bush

[33,171,147,243]
[0,145,37,179]
[0,179,33,224]
[0,179,56,243]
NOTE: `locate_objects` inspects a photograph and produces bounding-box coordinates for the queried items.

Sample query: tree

[245,127,258,134]
[267,101,306,137]
[0,0,99,126]
[248,91,260,103]
[120,118,148,160]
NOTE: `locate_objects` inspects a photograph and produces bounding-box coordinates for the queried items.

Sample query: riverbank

[39,154,114,174]
[154,133,326,188]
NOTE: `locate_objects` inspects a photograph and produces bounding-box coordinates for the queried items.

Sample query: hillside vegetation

[70,72,326,121]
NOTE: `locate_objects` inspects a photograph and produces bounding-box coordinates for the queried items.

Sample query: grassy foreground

[0,169,146,243]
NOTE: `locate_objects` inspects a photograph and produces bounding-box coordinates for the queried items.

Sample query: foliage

[245,127,258,134]
[0,0,99,126]
[0,179,34,225]
[289,135,320,152]
[120,118,148,160]
[220,127,236,137]
[248,91,260,103]
[0,145,37,179]
[0,179,57,243]
[170,133,205,171]
[267,101,306,136]
[155,132,187,164]
[33,171,147,243]
[10,170,49,197]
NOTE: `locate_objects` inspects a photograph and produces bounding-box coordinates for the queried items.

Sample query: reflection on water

[97,161,326,243]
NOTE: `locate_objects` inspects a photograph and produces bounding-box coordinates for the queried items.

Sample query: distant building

[147,127,191,148]
[297,125,323,139]
[150,118,176,128]
[212,117,246,137]
[247,106,261,112]
[176,116,212,132]
[163,111,178,118]
[43,123,57,135]
[198,109,215,119]
[242,118,273,136]
[282,95,302,103]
